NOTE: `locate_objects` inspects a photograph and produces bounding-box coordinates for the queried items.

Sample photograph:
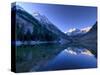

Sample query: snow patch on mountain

[32,11,52,25]
[81,26,92,33]
[66,26,92,36]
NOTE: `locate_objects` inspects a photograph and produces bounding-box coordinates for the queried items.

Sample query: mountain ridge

[11,5,70,44]
[66,26,92,36]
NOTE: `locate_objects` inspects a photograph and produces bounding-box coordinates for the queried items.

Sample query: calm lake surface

[16,43,97,72]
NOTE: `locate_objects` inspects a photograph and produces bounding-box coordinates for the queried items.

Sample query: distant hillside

[79,22,97,50]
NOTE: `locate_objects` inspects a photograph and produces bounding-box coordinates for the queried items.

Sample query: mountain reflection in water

[16,44,97,72]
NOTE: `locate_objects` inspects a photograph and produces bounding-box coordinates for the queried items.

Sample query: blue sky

[16,2,97,33]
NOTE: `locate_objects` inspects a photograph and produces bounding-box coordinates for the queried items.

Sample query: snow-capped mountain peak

[66,26,92,36]
[33,11,41,18]
[81,26,92,32]
[32,11,52,25]
[67,28,80,33]
[66,28,81,36]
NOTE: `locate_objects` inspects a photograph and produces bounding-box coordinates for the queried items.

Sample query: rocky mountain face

[11,5,70,44]
[79,22,97,50]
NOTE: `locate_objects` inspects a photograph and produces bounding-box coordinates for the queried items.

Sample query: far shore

[15,41,59,46]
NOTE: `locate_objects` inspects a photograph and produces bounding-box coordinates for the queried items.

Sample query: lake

[16,43,97,72]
